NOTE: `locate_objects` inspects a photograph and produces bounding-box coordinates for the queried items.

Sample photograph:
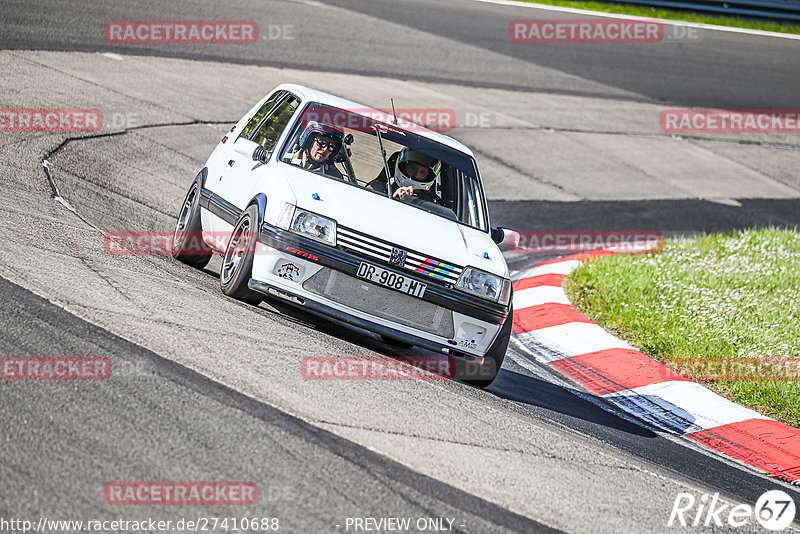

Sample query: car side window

[238,90,286,141]
[250,95,300,152]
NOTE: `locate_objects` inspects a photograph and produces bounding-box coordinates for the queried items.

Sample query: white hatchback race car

[172,84,514,386]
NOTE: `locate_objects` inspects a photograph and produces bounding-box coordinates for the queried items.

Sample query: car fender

[255,168,298,226]
[247,193,268,227]
[195,167,213,232]
[197,167,208,188]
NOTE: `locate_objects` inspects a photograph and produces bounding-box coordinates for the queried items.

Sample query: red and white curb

[510,249,800,484]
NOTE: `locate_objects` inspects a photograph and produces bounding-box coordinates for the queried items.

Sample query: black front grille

[337,225,462,285]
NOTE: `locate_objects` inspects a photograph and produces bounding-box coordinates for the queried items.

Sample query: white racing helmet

[393,148,442,191]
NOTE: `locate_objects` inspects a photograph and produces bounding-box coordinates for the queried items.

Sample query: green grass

[515,0,800,35]
[564,228,800,427]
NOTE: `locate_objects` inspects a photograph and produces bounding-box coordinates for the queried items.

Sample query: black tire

[463,306,513,388]
[220,204,262,305]
[172,179,213,269]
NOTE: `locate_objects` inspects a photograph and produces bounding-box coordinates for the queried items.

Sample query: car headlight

[456,267,511,304]
[289,208,336,246]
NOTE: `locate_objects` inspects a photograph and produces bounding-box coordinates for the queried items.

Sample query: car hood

[277,164,508,278]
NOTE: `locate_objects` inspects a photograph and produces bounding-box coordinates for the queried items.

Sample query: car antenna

[372,124,393,198]
[390,98,398,125]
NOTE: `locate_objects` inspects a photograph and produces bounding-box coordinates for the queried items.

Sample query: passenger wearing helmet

[289,121,344,179]
[367,148,443,204]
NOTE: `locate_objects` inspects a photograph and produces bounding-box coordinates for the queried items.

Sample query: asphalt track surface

[3,0,799,232]
[1,0,800,533]
[2,0,799,108]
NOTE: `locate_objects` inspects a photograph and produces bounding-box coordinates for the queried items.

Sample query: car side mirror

[233,138,269,163]
[491,227,520,250]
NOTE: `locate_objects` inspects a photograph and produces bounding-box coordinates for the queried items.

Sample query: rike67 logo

[669,490,796,530]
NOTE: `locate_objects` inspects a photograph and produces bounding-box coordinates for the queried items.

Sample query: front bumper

[248,279,481,359]
[251,222,511,358]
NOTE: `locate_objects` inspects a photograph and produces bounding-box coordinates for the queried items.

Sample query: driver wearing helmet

[368,148,443,204]
[289,121,344,179]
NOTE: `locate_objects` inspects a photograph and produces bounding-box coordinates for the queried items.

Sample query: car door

[203,90,288,231]
[214,92,301,231]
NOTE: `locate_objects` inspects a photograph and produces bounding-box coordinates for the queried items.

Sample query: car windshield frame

[276,102,491,233]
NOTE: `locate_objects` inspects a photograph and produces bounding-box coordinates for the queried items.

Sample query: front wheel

[462,306,513,388]
[220,204,262,305]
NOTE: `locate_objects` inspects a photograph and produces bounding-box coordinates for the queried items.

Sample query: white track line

[514,285,571,308]
[609,380,771,430]
[512,259,582,280]
[515,322,636,362]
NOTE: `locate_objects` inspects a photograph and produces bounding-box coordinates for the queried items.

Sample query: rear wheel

[172,179,212,269]
[220,204,262,305]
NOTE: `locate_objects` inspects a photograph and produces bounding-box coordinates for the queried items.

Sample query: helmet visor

[399,149,441,182]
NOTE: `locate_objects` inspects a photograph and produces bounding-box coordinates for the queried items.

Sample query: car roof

[274,83,475,158]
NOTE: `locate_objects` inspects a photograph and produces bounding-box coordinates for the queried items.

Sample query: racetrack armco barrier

[103,481,258,505]
[509,19,702,43]
[511,231,663,254]
[661,109,800,133]
[103,21,260,44]
[1,357,111,380]
[600,0,800,24]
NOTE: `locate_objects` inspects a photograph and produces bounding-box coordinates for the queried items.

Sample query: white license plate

[356,262,427,298]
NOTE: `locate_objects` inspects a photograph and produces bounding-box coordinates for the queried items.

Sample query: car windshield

[279,103,489,232]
